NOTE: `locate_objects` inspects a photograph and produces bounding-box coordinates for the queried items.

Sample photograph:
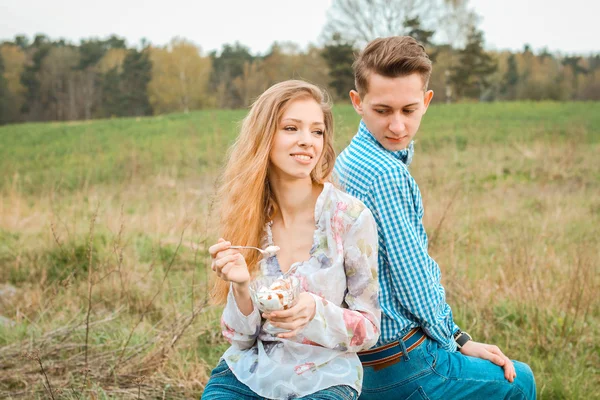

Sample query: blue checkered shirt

[334,120,459,351]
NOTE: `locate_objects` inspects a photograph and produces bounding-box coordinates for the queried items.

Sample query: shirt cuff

[300,293,327,339]
[223,282,261,335]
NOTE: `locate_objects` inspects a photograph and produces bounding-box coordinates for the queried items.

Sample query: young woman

[201,80,380,400]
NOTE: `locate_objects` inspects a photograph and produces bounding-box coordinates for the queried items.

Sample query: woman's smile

[291,152,313,164]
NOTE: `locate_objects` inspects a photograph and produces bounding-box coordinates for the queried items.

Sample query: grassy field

[0,101,599,399]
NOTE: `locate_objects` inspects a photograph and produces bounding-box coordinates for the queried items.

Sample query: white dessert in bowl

[249,275,301,334]
[250,275,300,312]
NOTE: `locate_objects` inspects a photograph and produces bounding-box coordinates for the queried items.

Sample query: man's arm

[370,168,459,351]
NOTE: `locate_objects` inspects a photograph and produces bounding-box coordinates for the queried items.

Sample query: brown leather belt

[358,328,427,371]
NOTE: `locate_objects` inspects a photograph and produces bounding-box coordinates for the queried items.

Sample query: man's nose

[389,113,406,134]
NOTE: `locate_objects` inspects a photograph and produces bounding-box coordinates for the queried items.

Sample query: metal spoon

[229,245,295,276]
[229,245,280,257]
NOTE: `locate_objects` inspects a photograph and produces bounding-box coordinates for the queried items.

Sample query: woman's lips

[291,154,313,164]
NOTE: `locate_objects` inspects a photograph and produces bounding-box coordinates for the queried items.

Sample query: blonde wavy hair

[211,80,335,304]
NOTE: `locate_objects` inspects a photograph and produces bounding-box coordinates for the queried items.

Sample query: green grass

[0,101,599,398]
[2,102,598,195]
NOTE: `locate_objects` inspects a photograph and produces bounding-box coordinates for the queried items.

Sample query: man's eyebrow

[371,102,419,108]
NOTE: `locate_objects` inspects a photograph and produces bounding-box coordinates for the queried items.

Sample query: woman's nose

[297,129,313,147]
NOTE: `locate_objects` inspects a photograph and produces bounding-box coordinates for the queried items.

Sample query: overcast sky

[0,0,597,55]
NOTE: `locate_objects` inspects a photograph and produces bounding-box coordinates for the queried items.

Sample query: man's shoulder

[336,139,412,191]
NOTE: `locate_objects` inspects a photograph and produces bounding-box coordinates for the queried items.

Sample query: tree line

[0,1,598,125]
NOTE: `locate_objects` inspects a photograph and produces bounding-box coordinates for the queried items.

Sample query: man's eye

[375,109,387,114]
[404,109,416,114]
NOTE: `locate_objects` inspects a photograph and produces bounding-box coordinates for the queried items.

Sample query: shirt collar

[314,182,332,223]
[357,120,415,166]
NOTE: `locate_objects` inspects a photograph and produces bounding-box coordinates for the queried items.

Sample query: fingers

[213,253,240,270]
[265,308,297,321]
[209,239,230,259]
[485,345,507,366]
[277,327,302,339]
[269,320,302,330]
[265,298,311,322]
[487,353,506,366]
[215,251,241,265]
[503,357,516,383]
[221,255,244,275]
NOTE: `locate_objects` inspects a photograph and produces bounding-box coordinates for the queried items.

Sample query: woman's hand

[460,341,516,382]
[209,238,250,286]
[263,292,316,339]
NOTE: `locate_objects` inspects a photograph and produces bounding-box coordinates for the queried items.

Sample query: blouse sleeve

[301,208,381,352]
[220,283,261,350]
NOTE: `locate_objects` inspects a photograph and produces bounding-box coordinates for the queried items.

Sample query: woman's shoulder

[325,183,372,221]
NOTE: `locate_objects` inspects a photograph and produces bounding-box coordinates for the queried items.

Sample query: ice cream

[264,245,280,257]
[253,276,299,312]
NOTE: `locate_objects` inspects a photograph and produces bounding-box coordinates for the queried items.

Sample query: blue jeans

[359,338,536,400]
[201,359,358,400]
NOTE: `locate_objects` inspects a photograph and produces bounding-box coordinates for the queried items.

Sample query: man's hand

[263,292,316,339]
[460,341,516,382]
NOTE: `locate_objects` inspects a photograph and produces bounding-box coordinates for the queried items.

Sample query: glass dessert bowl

[249,275,301,312]
[249,275,301,334]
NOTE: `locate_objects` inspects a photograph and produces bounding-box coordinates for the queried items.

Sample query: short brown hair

[353,36,432,96]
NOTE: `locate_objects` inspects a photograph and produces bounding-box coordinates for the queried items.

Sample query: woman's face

[269,97,325,182]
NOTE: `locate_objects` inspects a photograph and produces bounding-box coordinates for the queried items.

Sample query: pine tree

[208,43,254,108]
[321,33,355,100]
[404,16,435,47]
[500,54,519,100]
[450,26,497,100]
[99,66,123,117]
[0,52,11,124]
[120,48,153,116]
[20,39,51,118]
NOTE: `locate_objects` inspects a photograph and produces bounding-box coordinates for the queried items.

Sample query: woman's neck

[269,177,322,228]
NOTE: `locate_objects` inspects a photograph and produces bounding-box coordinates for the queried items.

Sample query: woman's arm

[221,282,261,350]
[300,208,381,352]
[210,239,259,350]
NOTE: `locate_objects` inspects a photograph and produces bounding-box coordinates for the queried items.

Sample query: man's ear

[422,90,434,114]
[349,90,364,115]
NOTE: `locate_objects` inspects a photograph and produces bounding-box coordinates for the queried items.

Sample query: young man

[334,36,536,399]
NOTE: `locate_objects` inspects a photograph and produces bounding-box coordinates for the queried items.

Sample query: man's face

[350,72,433,152]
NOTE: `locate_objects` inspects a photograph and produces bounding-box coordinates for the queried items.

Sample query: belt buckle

[360,328,426,371]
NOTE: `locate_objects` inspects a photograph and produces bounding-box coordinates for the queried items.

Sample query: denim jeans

[201,359,359,400]
[359,338,536,400]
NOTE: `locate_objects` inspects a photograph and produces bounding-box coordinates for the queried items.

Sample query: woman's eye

[284,126,297,131]
[313,130,324,136]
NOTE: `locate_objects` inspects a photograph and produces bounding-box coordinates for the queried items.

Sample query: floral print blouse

[219,182,381,399]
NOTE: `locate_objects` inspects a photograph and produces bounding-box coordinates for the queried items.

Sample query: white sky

[0,0,597,55]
